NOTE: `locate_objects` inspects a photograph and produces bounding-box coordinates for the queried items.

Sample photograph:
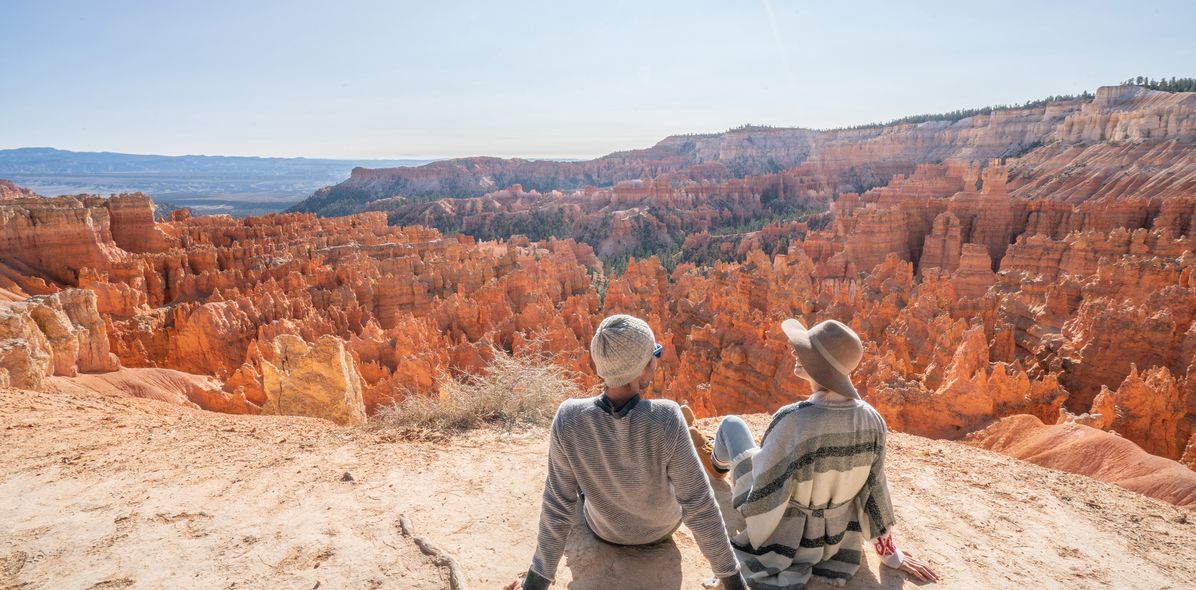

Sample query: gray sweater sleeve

[529,412,578,581]
[665,406,740,577]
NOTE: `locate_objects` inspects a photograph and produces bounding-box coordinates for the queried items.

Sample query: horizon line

[0,145,600,163]
[1,83,1177,164]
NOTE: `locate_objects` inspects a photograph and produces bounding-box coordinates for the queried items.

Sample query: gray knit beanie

[590,314,656,388]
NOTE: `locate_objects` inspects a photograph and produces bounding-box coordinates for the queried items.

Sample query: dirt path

[2,387,1195,589]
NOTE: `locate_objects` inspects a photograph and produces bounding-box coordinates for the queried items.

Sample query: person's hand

[895,553,939,582]
[503,580,521,590]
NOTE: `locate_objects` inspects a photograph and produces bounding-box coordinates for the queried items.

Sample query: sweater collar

[595,393,641,417]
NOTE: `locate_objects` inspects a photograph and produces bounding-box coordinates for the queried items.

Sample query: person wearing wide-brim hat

[707,318,939,588]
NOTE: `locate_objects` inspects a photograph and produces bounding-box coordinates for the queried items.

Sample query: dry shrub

[372,347,586,433]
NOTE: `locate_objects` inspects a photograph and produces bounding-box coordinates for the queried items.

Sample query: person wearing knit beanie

[508,314,747,590]
[590,314,658,389]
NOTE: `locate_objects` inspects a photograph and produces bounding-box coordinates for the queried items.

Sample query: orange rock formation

[967,414,1196,509]
[1,194,602,421]
[0,179,38,200]
[0,289,120,390]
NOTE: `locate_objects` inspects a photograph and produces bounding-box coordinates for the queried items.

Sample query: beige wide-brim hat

[781,318,863,399]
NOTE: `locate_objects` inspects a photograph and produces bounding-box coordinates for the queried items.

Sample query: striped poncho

[727,394,897,589]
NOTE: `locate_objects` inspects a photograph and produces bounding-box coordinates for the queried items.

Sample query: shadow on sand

[562,477,923,589]
[562,506,684,590]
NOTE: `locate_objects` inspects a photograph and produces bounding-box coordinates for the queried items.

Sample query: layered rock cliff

[291,94,1091,218]
[306,87,1196,267]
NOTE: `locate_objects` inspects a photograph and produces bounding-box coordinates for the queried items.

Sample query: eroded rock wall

[0,289,120,390]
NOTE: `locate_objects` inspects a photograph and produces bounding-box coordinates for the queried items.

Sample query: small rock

[341,472,354,482]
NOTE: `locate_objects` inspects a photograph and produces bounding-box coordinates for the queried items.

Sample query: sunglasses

[653,343,663,358]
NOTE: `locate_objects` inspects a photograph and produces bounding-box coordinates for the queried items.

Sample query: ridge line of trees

[829,93,1095,132]
[1122,76,1196,92]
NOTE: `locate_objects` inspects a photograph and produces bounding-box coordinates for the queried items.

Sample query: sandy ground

[2,386,1195,590]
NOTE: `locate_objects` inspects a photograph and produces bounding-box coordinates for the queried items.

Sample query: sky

[1,0,1193,160]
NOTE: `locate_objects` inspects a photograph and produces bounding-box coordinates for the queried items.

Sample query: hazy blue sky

[1,0,1192,159]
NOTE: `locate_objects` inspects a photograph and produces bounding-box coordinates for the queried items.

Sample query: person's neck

[603,386,640,410]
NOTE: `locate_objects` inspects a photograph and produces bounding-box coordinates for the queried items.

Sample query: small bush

[371,348,586,432]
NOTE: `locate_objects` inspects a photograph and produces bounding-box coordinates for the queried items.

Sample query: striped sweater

[728,394,898,589]
[529,394,740,581]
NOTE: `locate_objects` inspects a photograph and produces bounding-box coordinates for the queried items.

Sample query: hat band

[810,333,851,375]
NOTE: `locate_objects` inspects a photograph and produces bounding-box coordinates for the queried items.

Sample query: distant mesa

[0,147,434,217]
